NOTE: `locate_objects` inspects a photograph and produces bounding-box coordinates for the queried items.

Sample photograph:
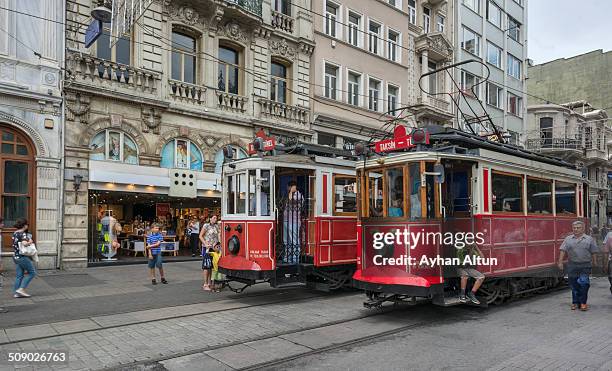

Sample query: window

[347,11,361,47]
[214,146,247,173]
[248,170,257,216]
[90,130,138,164]
[368,171,383,217]
[508,130,519,145]
[436,15,445,32]
[423,7,431,33]
[462,27,481,56]
[274,0,290,15]
[218,45,240,94]
[492,171,523,213]
[348,72,360,106]
[387,85,399,114]
[333,176,357,215]
[539,117,553,146]
[368,78,381,111]
[487,42,502,68]
[408,0,416,24]
[324,63,338,99]
[508,93,522,116]
[318,132,336,147]
[386,168,404,217]
[271,61,288,103]
[171,31,196,84]
[508,17,521,42]
[463,0,480,13]
[160,139,203,171]
[261,170,271,216]
[428,61,437,94]
[408,163,421,218]
[387,30,399,62]
[555,181,576,215]
[507,53,522,79]
[487,1,502,28]
[325,2,338,37]
[237,173,246,214]
[461,70,480,98]
[96,22,131,81]
[368,21,381,54]
[527,178,552,214]
[226,175,235,214]
[388,0,399,8]
[486,83,503,108]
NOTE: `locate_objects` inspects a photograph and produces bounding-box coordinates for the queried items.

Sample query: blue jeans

[567,263,591,305]
[282,220,300,264]
[13,256,37,292]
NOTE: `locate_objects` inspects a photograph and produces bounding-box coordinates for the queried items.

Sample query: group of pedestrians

[144,214,223,292]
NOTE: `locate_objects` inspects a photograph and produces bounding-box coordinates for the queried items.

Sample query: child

[210,242,224,292]
[146,223,168,285]
[201,243,213,291]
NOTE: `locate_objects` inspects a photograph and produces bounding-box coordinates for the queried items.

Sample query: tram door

[275,169,313,265]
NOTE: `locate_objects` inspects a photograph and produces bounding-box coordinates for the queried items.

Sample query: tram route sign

[374,126,429,153]
[248,129,276,154]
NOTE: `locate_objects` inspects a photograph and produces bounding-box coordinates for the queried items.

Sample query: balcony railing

[225,0,263,17]
[271,10,294,33]
[68,52,159,94]
[216,90,248,113]
[525,138,582,151]
[428,95,450,112]
[168,80,206,105]
[257,98,308,126]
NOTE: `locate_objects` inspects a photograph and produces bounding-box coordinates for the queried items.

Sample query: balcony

[224,0,263,18]
[415,32,453,62]
[271,10,294,33]
[215,90,248,113]
[67,52,160,96]
[413,95,453,124]
[257,98,308,130]
[168,79,206,106]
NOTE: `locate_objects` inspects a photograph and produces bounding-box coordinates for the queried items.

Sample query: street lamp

[73,174,83,204]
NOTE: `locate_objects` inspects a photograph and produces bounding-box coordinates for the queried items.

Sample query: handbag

[18,242,37,257]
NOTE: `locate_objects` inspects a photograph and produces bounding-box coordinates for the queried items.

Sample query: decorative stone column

[421,50,429,104]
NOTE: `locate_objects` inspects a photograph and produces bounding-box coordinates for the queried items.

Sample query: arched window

[90,130,138,164]
[160,139,203,171]
[218,45,240,94]
[214,145,247,173]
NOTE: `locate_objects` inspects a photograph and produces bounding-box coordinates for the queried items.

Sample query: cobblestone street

[0,262,611,370]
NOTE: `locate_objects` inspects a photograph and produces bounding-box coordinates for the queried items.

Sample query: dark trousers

[190,233,200,255]
[567,263,591,305]
[608,260,612,287]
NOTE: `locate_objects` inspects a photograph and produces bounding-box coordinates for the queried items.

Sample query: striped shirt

[146,233,163,255]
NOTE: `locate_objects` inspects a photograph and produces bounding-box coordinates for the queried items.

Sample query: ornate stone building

[0,0,64,269]
[63,0,314,268]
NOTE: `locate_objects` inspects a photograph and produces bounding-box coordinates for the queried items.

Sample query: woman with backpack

[12,218,36,298]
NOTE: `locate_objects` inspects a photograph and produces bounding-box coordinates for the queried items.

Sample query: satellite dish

[91,5,112,22]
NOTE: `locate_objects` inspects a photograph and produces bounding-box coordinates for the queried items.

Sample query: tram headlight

[228,235,240,255]
[411,128,427,144]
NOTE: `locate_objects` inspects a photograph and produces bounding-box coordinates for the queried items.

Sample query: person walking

[12,218,36,298]
[146,223,168,285]
[199,215,219,291]
[0,216,6,312]
[558,220,599,311]
[188,217,200,257]
[603,227,612,295]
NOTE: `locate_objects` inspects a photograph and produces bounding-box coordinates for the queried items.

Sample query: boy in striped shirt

[146,223,168,285]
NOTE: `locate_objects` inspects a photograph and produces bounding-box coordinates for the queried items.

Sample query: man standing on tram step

[558,220,599,311]
[456,244,485,305]
[283,181,303,264]
[602,226,612,295]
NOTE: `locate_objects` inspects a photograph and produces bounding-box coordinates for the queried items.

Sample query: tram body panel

[314,216,357,266]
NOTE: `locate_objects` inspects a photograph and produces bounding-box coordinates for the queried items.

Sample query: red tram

[352,125,587,307]
[218,135,358,291]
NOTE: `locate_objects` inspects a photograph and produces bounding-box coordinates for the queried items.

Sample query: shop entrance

[88,190,219,264]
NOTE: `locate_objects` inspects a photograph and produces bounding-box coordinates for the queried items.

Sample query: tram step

[432,295,488,307]
[274,282,306,288]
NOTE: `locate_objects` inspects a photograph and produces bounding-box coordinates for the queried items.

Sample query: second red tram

[218,141,358,291]
[352,125,587,307]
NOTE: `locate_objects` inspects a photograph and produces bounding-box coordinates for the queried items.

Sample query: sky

[528,0,612,65]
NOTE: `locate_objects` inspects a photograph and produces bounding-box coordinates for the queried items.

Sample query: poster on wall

[156,203,171,217]
[108,131,121,161]
[176,140,188,168]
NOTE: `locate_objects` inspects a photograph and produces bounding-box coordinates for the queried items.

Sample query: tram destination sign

[374,129,430,153]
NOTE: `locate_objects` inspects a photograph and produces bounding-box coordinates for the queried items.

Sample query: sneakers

[467,291,480,305]
[152,279,157,285]
[161,278,168,284]
[459,294,467,303]
[202,284,211,291]
[15,288,31,298]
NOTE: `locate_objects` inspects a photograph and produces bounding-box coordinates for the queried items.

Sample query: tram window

[386,168,404,217]
[555,181,576,215]
[248,170,257,216]
[237,173,246,214]
[409,163,421,218]
[425,162,436,218]
[227,175,235,214]
[261,170,271,216]
[368,171,384,217]
[492,171,523,213]
[527,178,552,214]
[333,175,357,215]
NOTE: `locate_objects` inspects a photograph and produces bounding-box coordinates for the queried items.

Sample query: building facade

[63,0,314,268]
[525,101,611,229]
[0,0,64,269]
[454,0,527,145]
[310,0,455,147]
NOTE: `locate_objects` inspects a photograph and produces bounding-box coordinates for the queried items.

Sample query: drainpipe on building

[56,0,67,270]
